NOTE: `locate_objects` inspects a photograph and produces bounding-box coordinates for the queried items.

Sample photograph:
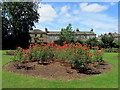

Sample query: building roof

[75,31,95,35]
[29,29,46,34]
[29,29,96,35]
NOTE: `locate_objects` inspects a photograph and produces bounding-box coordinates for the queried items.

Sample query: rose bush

[12,41,104,68]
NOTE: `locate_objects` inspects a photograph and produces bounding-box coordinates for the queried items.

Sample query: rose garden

[2,2,118,88]
[3,41,114,80]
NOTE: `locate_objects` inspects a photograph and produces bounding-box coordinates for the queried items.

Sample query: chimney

[61,28,64,31]
[90,28,93,32]
[76,28,79,32]
[45,28,48,33]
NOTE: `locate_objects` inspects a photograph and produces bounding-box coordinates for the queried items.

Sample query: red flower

[14,52,16,55]
[75,43,79,45]
[82,54,84,56]
[18,47,22,50]
[73,53,77,55]
[27,53,31,55]
[52,41,54,44]
[63,41,67,44]
[23,50,29,53]
[24,54,28,57]
[89,54,93,57]
[84,51,90,53]
[29,47,32,49]
[65,46,69,49]
[30,44,33,46]
[96,52,101,55]
[60,60,67,63]
[79,44,82,46]
[100,50,104,52]
[83,48,88,50]
[69,50,72,52]
[18,47,21,49]
[56,49,60,52]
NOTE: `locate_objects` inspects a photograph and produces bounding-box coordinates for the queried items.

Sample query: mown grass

[2,50,118,88]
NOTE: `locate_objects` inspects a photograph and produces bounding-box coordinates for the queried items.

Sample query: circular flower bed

[3,42,112,79]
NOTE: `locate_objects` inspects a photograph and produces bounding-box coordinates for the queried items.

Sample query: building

[29,28,96,43]
[97,32,120,41]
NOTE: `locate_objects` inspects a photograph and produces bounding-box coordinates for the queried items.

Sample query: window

[54,36,58,40]
[75,35,79,39]
[114,38,118,41]
[87,35,89,39]
[81,35,84,39]
[49,36,52,39]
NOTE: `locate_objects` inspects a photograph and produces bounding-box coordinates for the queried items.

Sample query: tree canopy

[2,2,39,49]
[60,24,75,43]
[86,37,99,48]
[101,35,114,48]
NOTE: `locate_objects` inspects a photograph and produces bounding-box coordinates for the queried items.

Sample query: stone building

[29,28,96,43]
[97,32,120,41]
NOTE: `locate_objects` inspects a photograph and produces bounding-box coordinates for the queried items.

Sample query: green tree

[101,35,114,48]
[113,41,120,48]
[86,37,99,48]
[60,24,75,43]
[2,2,39,49]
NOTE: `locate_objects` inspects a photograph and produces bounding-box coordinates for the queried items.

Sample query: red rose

[56,49,60,52]
[73,53,77,55]
[24,54,28,57]
[89,54,93,57]
[63,41,67,44]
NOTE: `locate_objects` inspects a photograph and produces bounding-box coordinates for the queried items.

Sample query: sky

[34,2,118,36]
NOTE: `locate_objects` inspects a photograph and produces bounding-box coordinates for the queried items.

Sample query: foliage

[113,41,120,48]
[92,46,104,63]
[12,42,104,68]
[2,51,118,88]
[103,48,119,53]
[60,24,75,44]
[86,37,99,48]
[101,35,114,48]
[2,2,39,49]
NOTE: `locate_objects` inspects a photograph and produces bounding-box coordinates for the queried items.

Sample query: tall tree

[101,35,114,48]
[86,37,99,48]
[60,24,75,43]
[2,2,39,49]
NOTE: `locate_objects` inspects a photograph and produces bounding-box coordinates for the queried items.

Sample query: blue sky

[34,2,118,36]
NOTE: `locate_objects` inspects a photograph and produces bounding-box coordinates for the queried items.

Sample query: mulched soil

[3,61,112,80]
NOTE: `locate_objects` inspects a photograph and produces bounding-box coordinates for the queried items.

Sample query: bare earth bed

[3,61,112,80]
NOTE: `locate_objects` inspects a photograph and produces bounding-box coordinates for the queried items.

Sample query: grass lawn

[2,50,118,88]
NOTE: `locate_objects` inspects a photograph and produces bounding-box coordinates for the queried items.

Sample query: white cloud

[60,5,70,14]
[38,4,57,23]
[59,5,71,17]
[35,3,117,36]
[79,13,118,35]
[79,3,108,13]
[73,10,79,14]
[110,2,116,6]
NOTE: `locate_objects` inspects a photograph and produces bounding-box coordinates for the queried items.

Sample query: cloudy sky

[34,2,118,36]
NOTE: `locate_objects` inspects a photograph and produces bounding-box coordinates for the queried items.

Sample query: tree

[2,2,39,49]
[101,35,114,48]
[86,37,99,48]
[60,24,75,44]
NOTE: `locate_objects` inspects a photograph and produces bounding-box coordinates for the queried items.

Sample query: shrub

[104,48,118,53]
[12,42,104,69]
